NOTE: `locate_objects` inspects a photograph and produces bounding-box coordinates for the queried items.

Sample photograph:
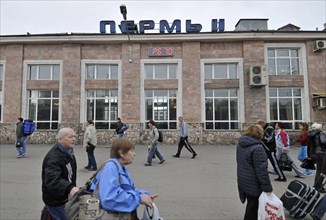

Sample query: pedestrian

[308,122,326,193]
[257,120,286,182]
[275,122,305,178]
[145,120,165,166]
[15,117,27,158]
[83,119,98,171]
[236,124,273,220]
[41,127,79,220]
[296,122,314,176]
[173,116,197,159]
[116,117,128,138]
[90,138,159,220]
[310,151,326,220]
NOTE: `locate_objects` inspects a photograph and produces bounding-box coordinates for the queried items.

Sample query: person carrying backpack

[145,120,165,166]
[15,117,27,158]
[308,122,326,193]
[116,118,128,139]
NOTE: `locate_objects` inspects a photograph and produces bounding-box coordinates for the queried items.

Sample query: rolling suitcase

[280,180,320,218]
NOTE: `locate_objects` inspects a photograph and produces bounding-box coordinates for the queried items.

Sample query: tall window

[204,63,238,79]
[28,90,59,129]
[145,90,177,129]
[145,63,177,79]
[267,48,300,75]
[269,88,302,129]
[86,64,118,79]
[86,90,118,129]
[205,89,239,130]
[28,64,60,80]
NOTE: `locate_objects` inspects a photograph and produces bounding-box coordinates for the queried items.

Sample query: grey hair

[311,123,322,130]
[56,127,74,139]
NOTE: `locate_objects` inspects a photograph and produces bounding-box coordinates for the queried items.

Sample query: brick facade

[0,32,325,145]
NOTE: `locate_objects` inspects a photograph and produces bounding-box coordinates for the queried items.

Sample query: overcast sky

[0,0,325,35]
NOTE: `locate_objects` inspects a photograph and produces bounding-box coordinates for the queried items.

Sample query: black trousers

[244,195,259,220]
[312,152,325,190]
[175,136,196,156]
[265,149,286,180]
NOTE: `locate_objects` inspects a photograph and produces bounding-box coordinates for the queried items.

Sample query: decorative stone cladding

[2,122,322,146]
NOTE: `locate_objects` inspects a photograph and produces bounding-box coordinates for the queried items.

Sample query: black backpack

[158,130,163,142]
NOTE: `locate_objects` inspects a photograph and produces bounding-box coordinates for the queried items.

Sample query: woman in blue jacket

[237,124,273,220]
[91,138,158,220]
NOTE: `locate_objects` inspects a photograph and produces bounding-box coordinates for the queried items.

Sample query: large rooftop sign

[99,19,225,34]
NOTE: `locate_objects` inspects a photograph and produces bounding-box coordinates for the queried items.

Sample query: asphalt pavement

[0,143,319,220]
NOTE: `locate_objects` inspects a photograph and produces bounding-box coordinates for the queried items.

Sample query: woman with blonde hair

[236,124,273,220]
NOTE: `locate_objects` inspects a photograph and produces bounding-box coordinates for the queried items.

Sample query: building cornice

[1,31,326,44]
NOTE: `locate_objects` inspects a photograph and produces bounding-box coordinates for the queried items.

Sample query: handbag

[300,157,316,170]
[278,153,293,171]
[65,160,132,220]
[143,203,163,220]
[258,192,285,220]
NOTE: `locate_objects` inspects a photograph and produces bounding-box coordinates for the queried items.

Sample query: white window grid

[28,64,60,80]
[205,89,239,130]
[204,63,238,79]
[86,64,118,80]
[28,90,59,130]
[144,89,177,129]
[86,90,118,129]
[144,63,177,79]
[267,48,300,75]
[269,87,303,129]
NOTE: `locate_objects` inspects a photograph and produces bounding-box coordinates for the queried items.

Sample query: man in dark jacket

[116,117,128,138]
[257,120,286,182]
[308,122,326,193]
[237,124,273,220]
[15,117,27,158]
[41,127,79,220]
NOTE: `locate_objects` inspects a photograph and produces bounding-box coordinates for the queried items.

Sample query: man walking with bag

[15,117,27,158]
[173,116,197,159]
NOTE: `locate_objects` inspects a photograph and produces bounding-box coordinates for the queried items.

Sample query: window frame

[264,43,310,125]
[201,58,244,130]
[27,90,60,130]
[22,60,63,123]
[141,59,182,129]
[80,60,121,127]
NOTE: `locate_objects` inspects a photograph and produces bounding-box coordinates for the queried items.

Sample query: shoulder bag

[65,160,132,220]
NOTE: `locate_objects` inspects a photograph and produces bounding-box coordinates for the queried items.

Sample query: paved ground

[0,143,320,220]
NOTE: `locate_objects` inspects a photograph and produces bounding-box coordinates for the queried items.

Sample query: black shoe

[295,175,305,178]
[191,154,197,159]
[144,163,152,166]
[310,212,321,220]
[274,178,287,182]
[173,155,180,158]
[88,168,97,171]
[84,166,90,169]
[159,159,165,164]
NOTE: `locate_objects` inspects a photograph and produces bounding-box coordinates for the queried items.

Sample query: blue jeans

[117,133,124,138]
[297,145,313,174]
[15,136,27,155]
[87,145,97,170]
[47,205,68,220]
[147,143,164,164]
[313,194,326,219]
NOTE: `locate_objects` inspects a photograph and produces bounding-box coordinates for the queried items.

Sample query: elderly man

[41,127,79,220]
